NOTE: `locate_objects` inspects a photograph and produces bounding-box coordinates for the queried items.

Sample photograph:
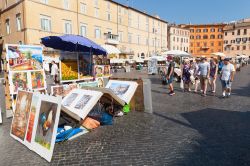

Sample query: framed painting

[31,94,62,162]
[97,77,104,88]
[51,85,64,97]
[10,90,33,143]
[78,52,94,80]
[6,45,43,71]
[31,70,46,90]
[9,71,30,94]
[103,65,111,77]
[62,89,103,120]
[62,83,78,97]
[94,65,104,77]
[105,80,138,104]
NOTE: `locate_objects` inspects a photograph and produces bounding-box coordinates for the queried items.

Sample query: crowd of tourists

[164,55,237,98]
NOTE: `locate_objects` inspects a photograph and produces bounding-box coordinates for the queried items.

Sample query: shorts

[200,75,208,84]
[221,80,232,89]
[167,75,174,84]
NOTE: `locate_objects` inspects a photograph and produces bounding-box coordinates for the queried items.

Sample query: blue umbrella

[41,35,107,55]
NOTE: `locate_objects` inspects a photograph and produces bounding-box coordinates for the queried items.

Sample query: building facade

[0,0,168,60]
[223,19,250,57]
[167,25,190,52]
[185,24,225,57]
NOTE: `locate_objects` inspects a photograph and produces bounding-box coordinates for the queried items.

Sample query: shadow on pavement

[232,83,250,97]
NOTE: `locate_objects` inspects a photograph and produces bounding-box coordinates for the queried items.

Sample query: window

[177,37,179,42]
[173,37,175,42]
[243,46,246,50]
[225,32,227,36]
[232,31,235,35]
[210,35,215,39]
[16,13,22,31]
[107,12,111,21]
[40,15,51,32]
[5,19,10,34]
[231,40,235,43]
[236,38,241,43]
[196,35,201,39]
[237,29,240,35]
[190,29,194,33]
[218,35,223,39]
[210,28,215,32]
[190,50,193,53]
[95,8,99,18]
[242,37,248,43]
[203,35,208,39]
[244,29,247,35]
[80,24,87,37]
[94,0,98,7]
[63,0,69,9]
[190,42,193,47]
[210,42,214,46]
[128,33,132,43]
[231,47,234,50]
[218,28,222,32]
[203,29,208,32]
[218,42,222,46]
[190,35,194,39]
[64,20,72,34]
[237,46,240,50]
[196,29,201,33]
[224,40,228,44]
[80,3,87,14]
[95,27,101,39]
[41,0,48,4]
[118,31,123,42]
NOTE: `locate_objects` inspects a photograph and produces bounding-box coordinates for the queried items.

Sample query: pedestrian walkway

[0,66,250,165]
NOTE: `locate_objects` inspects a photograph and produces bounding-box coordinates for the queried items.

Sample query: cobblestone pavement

[0,66,250,166]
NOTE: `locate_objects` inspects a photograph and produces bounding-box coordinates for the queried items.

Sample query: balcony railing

[104,33,119,45]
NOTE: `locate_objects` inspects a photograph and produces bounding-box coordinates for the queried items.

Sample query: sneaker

[202,93,206,97]
[169,92,175,96]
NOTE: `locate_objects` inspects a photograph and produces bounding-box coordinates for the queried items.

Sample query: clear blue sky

[114,0,250,24]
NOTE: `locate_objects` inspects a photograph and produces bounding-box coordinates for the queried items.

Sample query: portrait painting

[103,65,111,76]
[95,65,104,77]
[11,91,33,141]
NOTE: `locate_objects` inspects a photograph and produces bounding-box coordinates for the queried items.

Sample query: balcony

[104,33,119,45]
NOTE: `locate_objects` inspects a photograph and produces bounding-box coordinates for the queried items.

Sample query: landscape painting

[6,45,43,71]
[62,93,79,107]
[11,91,33,141]
[34,101,58,150]
[74,95,92,110]
[78,81,98,89]
[31,70,45,89]
[109,83,130,96]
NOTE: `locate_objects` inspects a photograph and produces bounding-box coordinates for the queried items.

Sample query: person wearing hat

[220,58,235,98]
[198,57,210,96]
[166,55,175,96]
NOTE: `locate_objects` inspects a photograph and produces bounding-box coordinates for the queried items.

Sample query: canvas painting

[94,65,104,77]
[97,77,104,88]
[62,89,103,120]
[78,81,98,89]
[62,93,79,107]
[106,80,138,104]
[9,71,29,94]
[31,70,45,89]
[31,95,62,162]
[10,91,33,142]
[103,65,111,76]
[78,53,93,80]
[6,45,43,71]
[51,85,64,97]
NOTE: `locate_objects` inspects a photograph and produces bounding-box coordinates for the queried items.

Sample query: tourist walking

[51,61,59,84]
[166,56,175,96]
[181,60,191,92]
[193,58,201,93]
[208,58,218,93]
[220,58,235,98]
[198,57,210,96]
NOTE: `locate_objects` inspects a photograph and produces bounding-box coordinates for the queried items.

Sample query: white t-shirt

[51,64,59,76]
[221,63,235,80]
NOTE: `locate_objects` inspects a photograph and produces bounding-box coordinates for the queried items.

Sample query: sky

[114,0,250,24]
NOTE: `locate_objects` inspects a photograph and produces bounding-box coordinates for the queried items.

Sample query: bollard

[143,79,153,113]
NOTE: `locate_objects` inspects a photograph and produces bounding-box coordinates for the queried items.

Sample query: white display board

[105,80,138,104]
[62,89,103,120]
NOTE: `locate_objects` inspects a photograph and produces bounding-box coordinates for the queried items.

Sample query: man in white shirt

[220,58,235,98]
[51,61,59,84]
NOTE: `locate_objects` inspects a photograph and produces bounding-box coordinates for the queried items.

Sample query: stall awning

[101,45,121,54]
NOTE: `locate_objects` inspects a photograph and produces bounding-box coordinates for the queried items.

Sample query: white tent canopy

[162,50,191,57]
[150,56,165,61]
[101,44,121,54]
[211,52,226,57]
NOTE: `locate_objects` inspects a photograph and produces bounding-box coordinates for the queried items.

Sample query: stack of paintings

[10,90,62,162]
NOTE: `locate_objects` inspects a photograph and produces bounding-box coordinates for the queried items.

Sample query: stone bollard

[143,79,153,114]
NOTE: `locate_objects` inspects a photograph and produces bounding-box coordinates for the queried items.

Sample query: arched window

[218,35,223,39]
[203,35,208,39]
[210,35,215,39]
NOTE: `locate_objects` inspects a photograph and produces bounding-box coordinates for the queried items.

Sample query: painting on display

[6,45,43,71]
[60,52,78,81]
[78,53,93,80]
[51,85,64,97]
[97,77,104,88]
[94,65,104,77]
[10,91,33,143]
[105,80,138,104]
[63,83,78,96]
[31,70,45,90]
[9,71,30,94]
[62,89,103,119]
[78,81,98,89]
[32,95,62,162]
[103,65,111,77]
